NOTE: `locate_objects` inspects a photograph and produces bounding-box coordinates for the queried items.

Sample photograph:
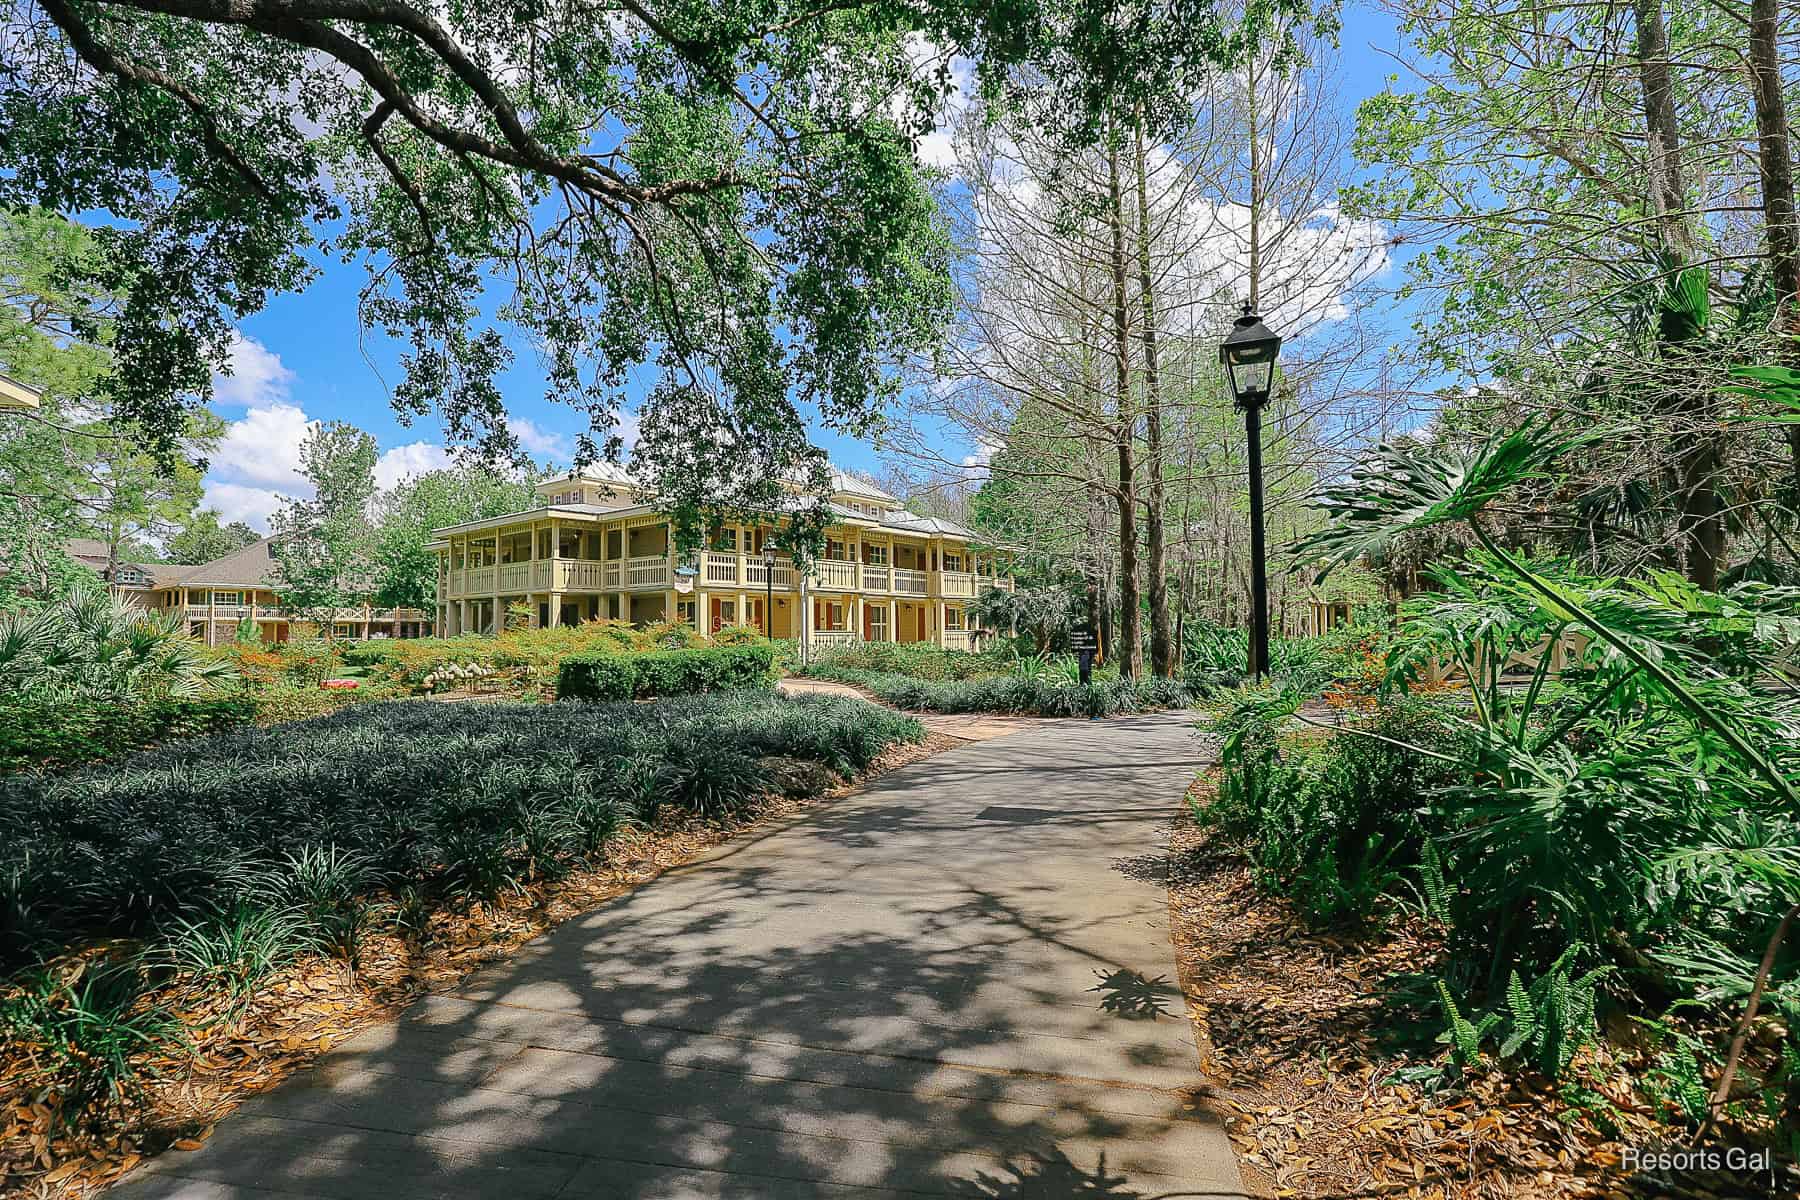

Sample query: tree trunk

[1635,0,1691,257]
[1637,0,1720,587]
[1133,115,1174,677]
[1748,0,1800,497]
[1106,120,1143,677]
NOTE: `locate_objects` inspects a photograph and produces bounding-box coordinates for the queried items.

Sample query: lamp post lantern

[1219,303,1283,679]
[761,542,777,642]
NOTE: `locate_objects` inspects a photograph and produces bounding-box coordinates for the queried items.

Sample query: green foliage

[1492,949,1612,1078]
[810,665,1192,717]
[0,696,256,774]
[369,466,540,611]
[0,692,922,969]
[273,422,378,626]
[556,644,776,701]
[164,511,261,566]
[798,640,1014,681]
[0,585,236,703]
[1199,696,1466,926]
[0,956,184,1116]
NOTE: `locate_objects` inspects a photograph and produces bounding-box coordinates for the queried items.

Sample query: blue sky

[203,3,1411,531]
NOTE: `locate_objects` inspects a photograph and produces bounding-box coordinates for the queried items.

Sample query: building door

[916,607,927,642]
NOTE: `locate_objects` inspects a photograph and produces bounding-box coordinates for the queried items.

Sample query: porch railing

[746,557,798,589]
[891,568,928,596]
[627,555,669,588]
[816,559,858,590]
[940,570,976,598]
[942,630,975,651]
[703,551,740,585]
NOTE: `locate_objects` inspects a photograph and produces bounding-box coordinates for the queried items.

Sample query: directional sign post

[1069,626,1098,686]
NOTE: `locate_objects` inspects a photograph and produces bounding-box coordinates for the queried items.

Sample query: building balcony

[183,605,425,623]
[439,555,1012,601]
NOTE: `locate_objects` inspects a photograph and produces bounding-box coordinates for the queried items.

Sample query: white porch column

[886,597,897,642]
[934,601,946,648]
[548,592,562,628]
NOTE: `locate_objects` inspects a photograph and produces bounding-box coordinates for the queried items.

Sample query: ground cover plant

[1197,422,1800,1171]
[0,692,922,1146]
[792,641,1193,715]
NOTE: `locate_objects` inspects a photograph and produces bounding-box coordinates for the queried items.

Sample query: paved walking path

[117,713,1243,1200]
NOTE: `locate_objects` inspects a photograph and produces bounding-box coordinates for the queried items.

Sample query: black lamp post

[1219,302,1283,679]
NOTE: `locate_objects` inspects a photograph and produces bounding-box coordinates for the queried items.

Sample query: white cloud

[507,414,574,459]
[960,435,1002,471]
[212,334,296,408]
[374,441,455,490]
[203,481,291,531]
[211,400,314,490]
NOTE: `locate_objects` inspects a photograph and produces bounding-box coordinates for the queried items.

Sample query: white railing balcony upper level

[746,556,798,590]
[815,559,859,591]
[627,555,669,588]
[891,568,929,596]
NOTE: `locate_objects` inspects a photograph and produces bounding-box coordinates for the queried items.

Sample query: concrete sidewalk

[116,712,1243,1199]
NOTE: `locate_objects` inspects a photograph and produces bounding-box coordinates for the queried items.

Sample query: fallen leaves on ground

[1166,780,1794,1200]
[0,731,961,1198]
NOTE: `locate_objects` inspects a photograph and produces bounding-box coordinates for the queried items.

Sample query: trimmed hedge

[0,696,258,774]
[558,643,776,701]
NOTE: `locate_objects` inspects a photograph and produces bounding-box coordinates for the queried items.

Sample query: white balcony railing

[816,560,858,590]
[555,560,609,591]
[746,557,797,590]
[703,551,740,585]
[861,565,891,592]
[940,570,976,599]
[812,630,859,648]
[604,561,622,588]
[942,630,975,651]
[892,568,928,596]
[627,555,669,588]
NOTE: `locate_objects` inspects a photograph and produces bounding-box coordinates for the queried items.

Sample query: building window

[942,552,963,572]
[863,543,888,566]
[711,526,738,552]
[945,608,966,631]
[825,538,847,561]
[815,600,849,632]
[677,599,697,626]
[212,590,243,606]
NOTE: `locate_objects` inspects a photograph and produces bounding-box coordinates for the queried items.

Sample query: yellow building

[432,466,1013,650]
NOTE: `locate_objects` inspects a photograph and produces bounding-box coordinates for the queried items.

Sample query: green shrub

[1198,694,1466,926]
[0,691,920,967]
[0,696,257,774]
[799,640,1008,681]
[804,665,1191,717]
[556,653,638,701]
[556,644,774,701]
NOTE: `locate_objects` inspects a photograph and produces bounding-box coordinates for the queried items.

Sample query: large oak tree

[3,0,1313,545]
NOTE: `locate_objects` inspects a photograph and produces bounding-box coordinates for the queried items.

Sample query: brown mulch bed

[1167,780,1794,1200]
[1,731,962,1198]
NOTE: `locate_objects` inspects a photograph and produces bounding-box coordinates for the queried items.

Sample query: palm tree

[0,585,236,702]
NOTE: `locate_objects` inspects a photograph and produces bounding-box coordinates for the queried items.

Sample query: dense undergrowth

[0,691,922,1125]
[1201,425,1800,1156]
